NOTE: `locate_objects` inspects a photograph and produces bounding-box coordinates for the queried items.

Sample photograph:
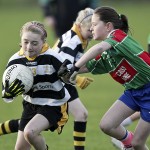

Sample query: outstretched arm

[75,41,111,68]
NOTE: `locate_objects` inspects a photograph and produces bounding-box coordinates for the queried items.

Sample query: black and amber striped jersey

[4,44,70,106]
[53,24,88,65]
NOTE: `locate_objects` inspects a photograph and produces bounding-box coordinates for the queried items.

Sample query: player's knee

[79,110,88,121]
[99,119,112,133]
[24,128,36,142]
[83,109,88,120]
[74,109,88,121]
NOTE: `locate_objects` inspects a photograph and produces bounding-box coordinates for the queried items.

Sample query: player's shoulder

[61,30,81,49]
[43,47,58,55]
[42,48,63,61]
[8,51,23,62]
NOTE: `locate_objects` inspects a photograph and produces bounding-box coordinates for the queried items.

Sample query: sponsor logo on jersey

[39,84,54,89]
[33,84,54,91]
[110,59,137,84]
[26,61,37,66]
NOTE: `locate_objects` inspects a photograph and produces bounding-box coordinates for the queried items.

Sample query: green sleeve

[86,58,108,74]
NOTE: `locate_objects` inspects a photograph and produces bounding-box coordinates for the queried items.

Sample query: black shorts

[64,84,79,102]
[19,101,68,134]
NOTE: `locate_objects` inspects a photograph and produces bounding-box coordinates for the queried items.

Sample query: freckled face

[90,14,108,41]
[21,31,44,58]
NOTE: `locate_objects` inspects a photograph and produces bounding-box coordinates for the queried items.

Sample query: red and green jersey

[86,29,150,90]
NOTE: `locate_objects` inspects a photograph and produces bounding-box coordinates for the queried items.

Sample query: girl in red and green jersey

[67,6,150,150]
[89,30,150,90]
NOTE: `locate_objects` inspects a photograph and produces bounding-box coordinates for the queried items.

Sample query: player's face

[80,24,93,41]
[21,31,44,58]
[91,14,109,41]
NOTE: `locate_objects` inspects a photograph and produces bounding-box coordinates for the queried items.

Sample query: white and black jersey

[52,24,88,102]
[53,24,88,65]
[4,45,70,106]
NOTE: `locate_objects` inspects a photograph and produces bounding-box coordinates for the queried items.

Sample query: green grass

[0,1,150,149]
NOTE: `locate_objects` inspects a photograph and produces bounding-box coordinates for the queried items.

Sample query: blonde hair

[75,8,94,26]
[20,21,47,41]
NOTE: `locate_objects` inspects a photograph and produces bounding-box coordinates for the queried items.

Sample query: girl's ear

[106,22,113,32]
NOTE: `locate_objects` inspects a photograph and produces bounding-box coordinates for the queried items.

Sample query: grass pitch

[0,1,150,149]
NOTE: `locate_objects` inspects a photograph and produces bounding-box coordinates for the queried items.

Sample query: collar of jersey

[18,43,49,60]
[71,24,88,49]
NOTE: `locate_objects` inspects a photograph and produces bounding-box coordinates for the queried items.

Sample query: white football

[2,64,34,94]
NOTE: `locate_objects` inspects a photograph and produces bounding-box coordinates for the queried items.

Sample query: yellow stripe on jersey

[4,120,11,133]
[0,124,3,135]
[74,141,85,146]
[57,102,69,134]
[71,24,88,50]
[73,131,86,137]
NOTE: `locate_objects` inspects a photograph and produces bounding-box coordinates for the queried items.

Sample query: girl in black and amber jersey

[2,21,70,150]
